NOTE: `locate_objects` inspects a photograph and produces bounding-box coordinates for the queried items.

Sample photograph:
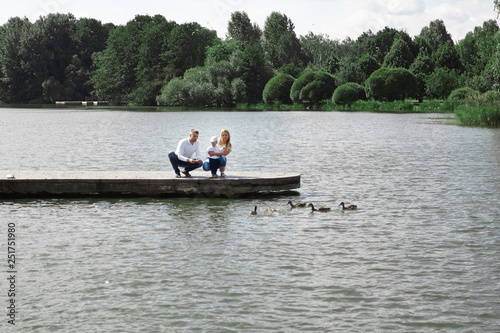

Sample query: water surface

[1,108,499,332]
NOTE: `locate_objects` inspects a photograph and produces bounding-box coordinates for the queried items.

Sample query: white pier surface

[0,171,301,198]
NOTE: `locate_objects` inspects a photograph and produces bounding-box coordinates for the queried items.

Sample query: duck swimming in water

[267,206,277,213]
[249,206,257,215]
[339,202,357,210]
[287,201,306,208]
[308,203,331,212]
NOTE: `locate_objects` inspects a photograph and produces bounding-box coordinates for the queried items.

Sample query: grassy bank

[243,100,460,113]
[240,99,500,127]
[454,106,500,127]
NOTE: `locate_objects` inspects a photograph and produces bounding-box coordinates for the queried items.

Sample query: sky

[0,0,498,42]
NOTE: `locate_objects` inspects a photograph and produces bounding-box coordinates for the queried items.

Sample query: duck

[339,202,357,210]
[267,206,277,213]
[308,203,331,212]
[287,201,307,208]
[249,206,257,215]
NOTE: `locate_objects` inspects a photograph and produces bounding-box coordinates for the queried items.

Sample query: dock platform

[0,171,300,198]
[55,101,109,106]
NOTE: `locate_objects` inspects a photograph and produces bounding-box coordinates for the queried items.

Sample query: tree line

[1,9,499,106]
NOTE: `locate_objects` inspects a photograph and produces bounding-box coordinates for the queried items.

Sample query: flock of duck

[249,201,357,215]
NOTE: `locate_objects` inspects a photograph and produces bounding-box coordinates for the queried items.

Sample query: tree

[42,76,62,103]
[133,16,177,105]
[0,17,32,103]
[433,41,464,72]
[205,39,242,66]
[290,71,336,104]
[91,16,152,103]
[365,67,417,101]
[163,22,218,78]
[359,27,400,64]
[425,67,462,99]
[457,19,499,91]
[263,12,305,74]
[227,11,261,46]
[262,73,295,104]
[290,72,316,103]
[69,18,112,99]
[383,38,415,69]
[299,72,337,103]
[300,32,336,71]
[409,50,435,101]
[332,82,367,104]
[419,19,454,53]
[336,54,380,86]
[231,44,274,104]
[36,13,77,84]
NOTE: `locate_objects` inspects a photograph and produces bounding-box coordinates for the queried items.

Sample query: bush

[262,74,295,104]
[156,77,214,106]
[290,71,337,104]
[333,82,367,104]
[290,72,316,103]
[365,67,417,101]
[448,87,480,100]
[455,106,500,126]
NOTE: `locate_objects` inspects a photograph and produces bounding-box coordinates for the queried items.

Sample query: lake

[1,107,499,332]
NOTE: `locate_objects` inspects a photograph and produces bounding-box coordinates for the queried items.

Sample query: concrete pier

[0,171,300,198]
[55,101,109,106]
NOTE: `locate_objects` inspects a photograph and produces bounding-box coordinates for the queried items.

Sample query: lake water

[1,107,499,332]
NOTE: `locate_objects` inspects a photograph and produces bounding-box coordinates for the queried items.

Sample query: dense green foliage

[454,89,500,126]
[290,71,336,103]
[0,14,112,103]
[262,74,295,104]
[448,87,480,100]
[0,7,499,115]
[332,83,367,104]
[365,68,417,101]
[425,68,462,99]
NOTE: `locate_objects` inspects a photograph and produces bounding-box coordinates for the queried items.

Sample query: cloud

[0,0,496,42]
[382,0,426,15]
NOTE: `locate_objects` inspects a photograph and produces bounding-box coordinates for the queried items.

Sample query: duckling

[339,202,357,210]
[308,203,331,212]
[287,200,307,208]
[249,206,257,215]
[267,206,277,213]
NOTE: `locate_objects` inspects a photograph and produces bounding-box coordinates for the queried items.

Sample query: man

[168,129,203,178]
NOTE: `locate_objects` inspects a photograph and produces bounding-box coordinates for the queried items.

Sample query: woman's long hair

[219,129,231,150]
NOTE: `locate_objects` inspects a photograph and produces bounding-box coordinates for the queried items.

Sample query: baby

[204,136,224,177]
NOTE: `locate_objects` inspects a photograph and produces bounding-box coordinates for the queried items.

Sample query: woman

[218,129,232,177]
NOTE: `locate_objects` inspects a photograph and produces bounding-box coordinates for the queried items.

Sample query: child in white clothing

[203,136,224,177]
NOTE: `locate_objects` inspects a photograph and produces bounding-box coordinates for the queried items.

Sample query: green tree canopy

[409,50,435,101]
[290,71,336,104]
[332,82,367,104]
[383,38,415,69]
[227,11,261,46]
[425,67,462,99]
[263,12,305,74]
[365,67,417,101]
[433,41,464,72]
[419,19,454,53]
[262,73,295,104]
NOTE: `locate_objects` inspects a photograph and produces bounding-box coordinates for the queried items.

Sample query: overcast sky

[1,0,498,42]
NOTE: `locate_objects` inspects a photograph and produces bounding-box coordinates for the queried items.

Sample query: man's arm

[175,139,189,162]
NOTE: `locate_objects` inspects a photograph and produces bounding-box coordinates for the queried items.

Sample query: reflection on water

[1,108,500,332]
